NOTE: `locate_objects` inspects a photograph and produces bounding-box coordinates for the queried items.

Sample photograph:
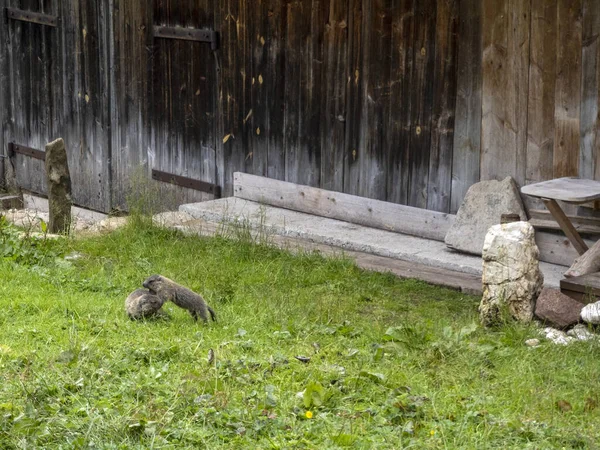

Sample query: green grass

[0,219,599,449]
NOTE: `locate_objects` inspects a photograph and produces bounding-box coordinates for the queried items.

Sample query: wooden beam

[5,7,58,27]
[233,172,455,242]
[151,170,221,197]
[152,26,218,50]
[8,143,46,161]
[529,209,600,235]
[543,198,589,255]
[535,230,596,267]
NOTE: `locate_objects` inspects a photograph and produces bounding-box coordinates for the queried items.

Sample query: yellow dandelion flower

[430,430,435,436]
[305,411,313,419]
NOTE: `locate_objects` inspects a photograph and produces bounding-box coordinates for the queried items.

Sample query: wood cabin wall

[0,0,599,216]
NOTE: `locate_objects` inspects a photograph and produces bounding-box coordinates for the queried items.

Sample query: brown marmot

[142,275,216,323]
[125,288,166,320]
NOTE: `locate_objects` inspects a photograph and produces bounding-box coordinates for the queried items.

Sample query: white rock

[479,222,544,326]
[581,301,600,325]
[567,324,596,341]
[525,338,540,347]
[541,327,575,346]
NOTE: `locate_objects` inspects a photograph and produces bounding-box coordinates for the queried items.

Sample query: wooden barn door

[2,0,59,195]
[150,1,219,204]
[2,0,111,212]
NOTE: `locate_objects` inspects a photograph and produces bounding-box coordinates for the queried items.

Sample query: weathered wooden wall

[1,0,600,215]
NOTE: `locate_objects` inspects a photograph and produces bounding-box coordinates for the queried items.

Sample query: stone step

[179,198,566,289]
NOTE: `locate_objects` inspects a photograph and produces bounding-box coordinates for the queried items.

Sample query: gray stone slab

[444,177,527,255]
[180,198,564,289]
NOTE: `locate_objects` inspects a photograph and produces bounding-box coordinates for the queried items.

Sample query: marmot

[142,275,216,323]
[125,288,166,320]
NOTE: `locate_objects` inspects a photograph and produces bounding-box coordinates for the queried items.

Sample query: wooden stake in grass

[45,138,72,234]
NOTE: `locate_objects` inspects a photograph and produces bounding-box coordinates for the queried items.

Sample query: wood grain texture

[521,177,600,203]
[481,0,530,185]
[581,0,600,180]
[553,0,582,179]
[233,172,455,241]
[359,0,392,200]
[217,0,250,197]
[427,0,458,213]
[407,0,436,209]
[0,0,8,190]
[1,0,599,220]
[536,230,597,267]
[543,198,589,255]
[450,0,481,213]
[265,0,286,182]
[343,0,363,197]
[526,0,557,188]
[386,0,413,205]
[320,0,348,193]
[110,0,152,209]
[530,209,600,235]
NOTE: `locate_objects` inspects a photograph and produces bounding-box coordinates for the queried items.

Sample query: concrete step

[0,195,23,210]
[179,198,566,290]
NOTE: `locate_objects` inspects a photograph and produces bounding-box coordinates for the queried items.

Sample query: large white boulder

[480,221,544,326]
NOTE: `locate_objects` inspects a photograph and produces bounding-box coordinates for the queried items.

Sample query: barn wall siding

[1,0,600,216]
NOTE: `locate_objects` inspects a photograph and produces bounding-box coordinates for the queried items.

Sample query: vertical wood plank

[343,0,363,196]
[508,0,531,188]
[427,0,458,213]
[265,0,286,181]
[249,0,269,178]
[110,0,153,209]
[526,0,556,187]
[450,0,482,213]
[407,0,436,208]
[302,0,324,187]
[360,0,392,200]
[481,0,530,186]
[320,0,348,192]
[284,0,323,187]
[553,0,582,179]
[0,0,8,189]
[386,0,413,205]
[581,0,600,180]
[283,0,302,184]
[217,0,249,197]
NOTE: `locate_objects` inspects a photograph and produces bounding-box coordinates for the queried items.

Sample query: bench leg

[542,198,589,256]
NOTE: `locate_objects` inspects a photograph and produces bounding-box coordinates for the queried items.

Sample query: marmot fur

[143,275,216,323]
[125,288,166,320]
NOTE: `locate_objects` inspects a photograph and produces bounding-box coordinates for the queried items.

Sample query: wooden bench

[521,177,600,256]
[560,272,600,303]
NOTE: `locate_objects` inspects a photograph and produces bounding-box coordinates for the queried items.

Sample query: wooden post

[45,138,72,234]
[543,198,589,255]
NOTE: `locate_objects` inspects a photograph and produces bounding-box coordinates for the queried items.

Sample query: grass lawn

[0,218,599,449]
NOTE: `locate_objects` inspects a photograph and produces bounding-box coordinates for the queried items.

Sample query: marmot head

[143,274,164,294]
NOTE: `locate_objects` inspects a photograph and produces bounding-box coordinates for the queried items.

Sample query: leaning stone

[534,288,584,329]
[581,301,600,325]
[479,222,544,326]
[45,138,72,234]
[567,324,596,342]
[445,177,527,255]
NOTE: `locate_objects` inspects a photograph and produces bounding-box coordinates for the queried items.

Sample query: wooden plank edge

[529,209,600,235]
[233,172,455,242]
